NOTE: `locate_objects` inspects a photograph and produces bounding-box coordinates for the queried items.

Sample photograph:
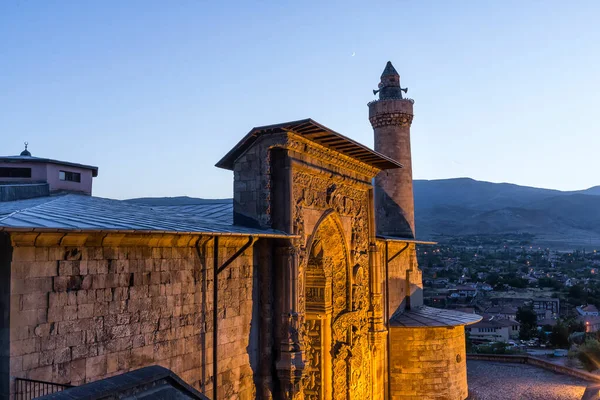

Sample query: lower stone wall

[389,325,468,400]
[0,233,12,398]
[8,233,261,400]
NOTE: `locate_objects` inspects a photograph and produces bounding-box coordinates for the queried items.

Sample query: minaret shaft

[369,62,415,238]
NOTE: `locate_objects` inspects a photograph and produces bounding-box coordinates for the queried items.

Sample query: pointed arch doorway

[302,212,363,400]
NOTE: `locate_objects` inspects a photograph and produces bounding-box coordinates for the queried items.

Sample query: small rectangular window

[0,167,32,178]
[59,170,81,182]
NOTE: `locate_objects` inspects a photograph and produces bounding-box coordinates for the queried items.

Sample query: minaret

[369,61,415,238]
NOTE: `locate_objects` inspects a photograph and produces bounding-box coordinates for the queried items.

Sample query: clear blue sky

[2,1,599,199]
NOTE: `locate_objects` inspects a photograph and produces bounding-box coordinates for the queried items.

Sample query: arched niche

[302,210,354,400]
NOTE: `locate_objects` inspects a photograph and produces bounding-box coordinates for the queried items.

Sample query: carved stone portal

[301,212,371,400]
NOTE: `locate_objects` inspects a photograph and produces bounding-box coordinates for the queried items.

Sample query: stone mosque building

[0,62,479,399]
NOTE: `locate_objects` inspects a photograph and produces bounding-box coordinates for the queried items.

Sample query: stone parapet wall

[389,325,468,400]
[7,233,259,400]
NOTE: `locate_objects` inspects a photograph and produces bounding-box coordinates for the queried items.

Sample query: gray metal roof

[0,155,99,177]
[38,365,210,400]
[142,202,233,225]
[0,195,290,237]
[390,306,482,327]
[215,118,403,171]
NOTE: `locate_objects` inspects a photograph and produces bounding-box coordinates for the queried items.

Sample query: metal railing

[14,377,73,400]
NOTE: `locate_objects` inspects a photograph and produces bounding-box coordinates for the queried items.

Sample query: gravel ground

[467,360,588,400]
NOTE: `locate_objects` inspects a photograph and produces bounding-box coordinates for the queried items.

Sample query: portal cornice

[280,133,381,179]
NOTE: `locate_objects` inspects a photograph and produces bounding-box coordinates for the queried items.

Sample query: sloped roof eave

[215,118,403,171]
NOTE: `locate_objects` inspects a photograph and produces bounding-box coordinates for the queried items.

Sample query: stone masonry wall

[0,233,12,398]
[382,242,423,317]
[389,325,468,400]
[370,99,415,238]
[8,233,259,400]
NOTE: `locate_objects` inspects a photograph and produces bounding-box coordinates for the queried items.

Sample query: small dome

[20,142,31,157]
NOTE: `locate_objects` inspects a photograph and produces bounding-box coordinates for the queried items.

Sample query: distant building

[466,317,520,342]
[578,315,600,333]
[477,283,493,291]
[576,304,599,316]
[450,285,478,298]
[432,278,449,288]
[0,144,98,200]
[531,298,560,317]
[484,306,518,321]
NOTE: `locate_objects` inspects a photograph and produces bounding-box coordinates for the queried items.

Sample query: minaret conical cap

[381,61,399,77]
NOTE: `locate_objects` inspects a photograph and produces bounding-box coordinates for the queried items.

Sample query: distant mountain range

[414,178,600,247]
[127,178,600,248]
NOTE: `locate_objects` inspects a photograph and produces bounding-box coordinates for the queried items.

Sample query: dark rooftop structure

[38,366,210,400]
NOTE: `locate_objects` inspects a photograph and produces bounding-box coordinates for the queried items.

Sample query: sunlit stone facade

[0,62,479,400]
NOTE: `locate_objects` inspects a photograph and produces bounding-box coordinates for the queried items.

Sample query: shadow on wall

[375,191,414,238]
[249,245,260,396]
[390,279,424,318]
[0,233,11,399]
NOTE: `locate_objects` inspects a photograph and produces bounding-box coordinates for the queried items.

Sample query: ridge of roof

[215,118,402,171]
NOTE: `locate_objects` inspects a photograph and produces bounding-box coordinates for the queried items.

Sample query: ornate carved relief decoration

[295,175,373,399]
[285,135,380,179]
[303,319,322,400]
[368,112,413,128]
[333,343,350,400]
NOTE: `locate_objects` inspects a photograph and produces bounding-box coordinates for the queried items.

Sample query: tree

[516,306,538,340]
[466,331,473,353]
[567,319,585,334]
[549,321,569,348]
[569,285,585,303]
[538,277,562,290]
[577,339,600,372]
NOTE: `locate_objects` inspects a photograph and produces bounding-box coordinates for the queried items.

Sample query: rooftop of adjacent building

[485,306,518,314]
[578,304,599,313]
[469,316,519,329]
[0,143,99,177]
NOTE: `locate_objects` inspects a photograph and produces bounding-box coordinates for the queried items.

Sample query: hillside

[414,179,600,247]
[127,178,600,247]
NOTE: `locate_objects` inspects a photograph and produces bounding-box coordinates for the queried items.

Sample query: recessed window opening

[59,170,81,182]
[0,167,32,178]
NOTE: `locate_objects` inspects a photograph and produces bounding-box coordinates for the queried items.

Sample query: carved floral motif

[293,167,373,399]
[304,319,322,400]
